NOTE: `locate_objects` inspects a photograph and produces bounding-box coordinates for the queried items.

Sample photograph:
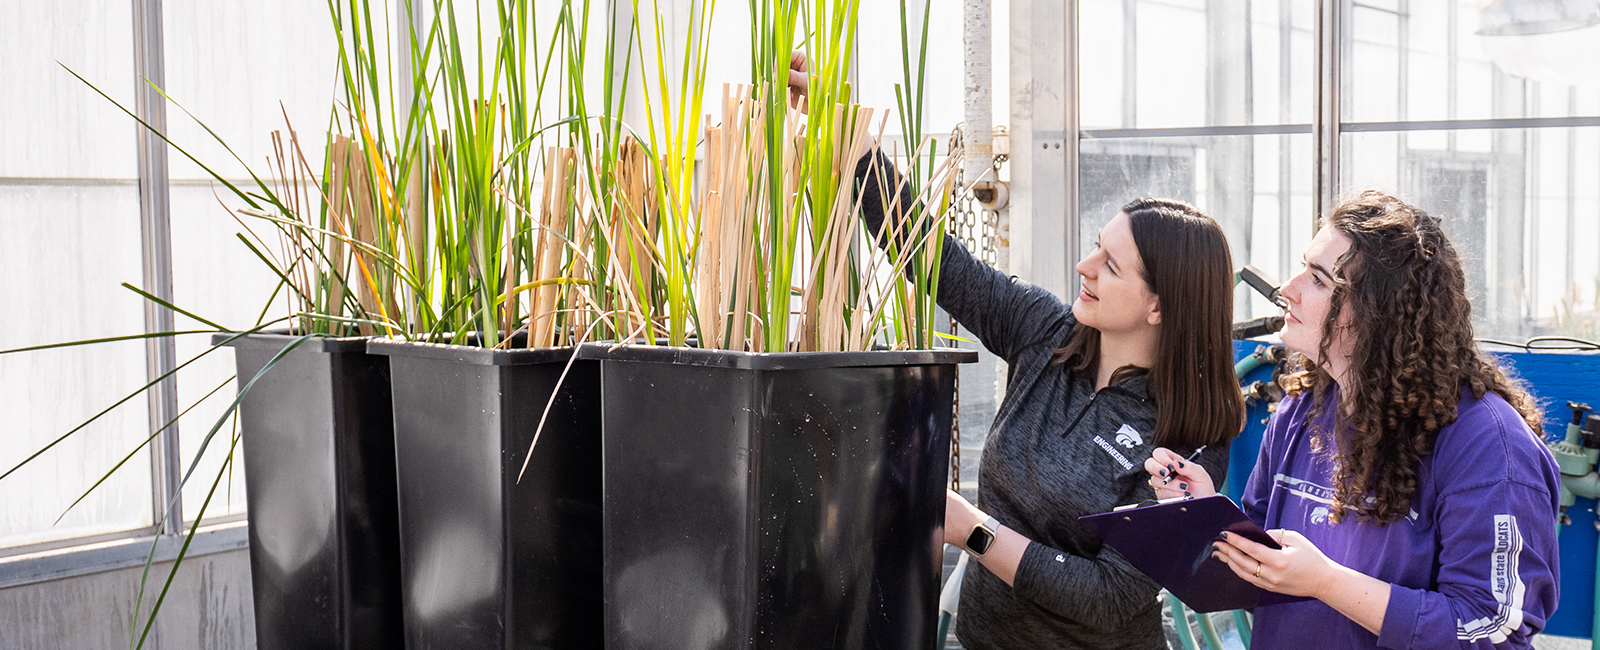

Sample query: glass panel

[1079,134,1315,321]
[169,182,288,521]
[163,0,340,521]
[1342,126,1600,342]
[857,0,965,139]
[0,1,153,549]
[1347,0,1600,124]
[0,186,155,549]
[1080,0,1316,130]
[0,1,138,180]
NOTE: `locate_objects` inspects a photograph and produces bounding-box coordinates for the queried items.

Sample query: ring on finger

[1253,564,1262,578]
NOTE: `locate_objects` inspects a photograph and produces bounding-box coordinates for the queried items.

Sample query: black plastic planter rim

[574,341,978,370]
[211,330,371,354]
[363,337,978,369]
[365,336,580,367]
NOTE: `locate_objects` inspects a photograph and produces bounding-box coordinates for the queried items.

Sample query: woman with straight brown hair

[856,165,1244,648]
[791,55,1243,648]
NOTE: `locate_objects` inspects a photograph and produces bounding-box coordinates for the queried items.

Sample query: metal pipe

[1313,0,1343,225]
[131,0,183,535]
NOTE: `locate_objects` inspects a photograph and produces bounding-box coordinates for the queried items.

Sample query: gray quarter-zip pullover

[858,154,1232,649]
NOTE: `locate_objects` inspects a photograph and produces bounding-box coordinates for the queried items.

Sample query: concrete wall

[0,549,253,650]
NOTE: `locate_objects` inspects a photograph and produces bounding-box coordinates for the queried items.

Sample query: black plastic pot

[217,333,403,650]
[583,344,976,650]
[365,336,603,650]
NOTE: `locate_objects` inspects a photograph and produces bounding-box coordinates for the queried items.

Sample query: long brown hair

[1285,190,1542,524]
[1054,198,1244,450]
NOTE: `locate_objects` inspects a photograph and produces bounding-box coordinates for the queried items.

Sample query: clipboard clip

[1112,494,1193,512]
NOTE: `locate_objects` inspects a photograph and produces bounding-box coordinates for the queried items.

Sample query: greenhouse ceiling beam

[131,0,183,536]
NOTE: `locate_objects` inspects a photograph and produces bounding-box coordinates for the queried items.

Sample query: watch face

[966,526,995,555]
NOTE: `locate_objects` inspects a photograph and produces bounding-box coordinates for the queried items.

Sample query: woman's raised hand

[1143,447,1216,499]
[788,50,809,113]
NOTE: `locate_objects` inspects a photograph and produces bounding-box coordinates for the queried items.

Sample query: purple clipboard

[1078,494,1309,613]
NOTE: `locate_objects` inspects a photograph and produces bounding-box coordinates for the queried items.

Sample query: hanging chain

[950,309,962,492]
[947,123,1007,493]
[948,184,971,492]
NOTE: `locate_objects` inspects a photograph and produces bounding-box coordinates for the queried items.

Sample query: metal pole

[1313,0,1340,221]
[1064,0,1081,299]
[1120,0,1135,130]
[963,0,994,186]
[1566,88,1577,295]
[1279,0,1293,282]
[1313,0,1342,226]
[132,0,183,535]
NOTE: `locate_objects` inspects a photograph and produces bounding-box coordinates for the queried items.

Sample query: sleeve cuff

[1377,584,1424,649]
[1012,541,1066,600]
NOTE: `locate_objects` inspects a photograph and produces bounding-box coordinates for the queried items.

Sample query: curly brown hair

[1283,190,1543,524]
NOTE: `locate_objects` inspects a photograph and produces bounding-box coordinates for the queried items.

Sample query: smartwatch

[964,516,1001,557]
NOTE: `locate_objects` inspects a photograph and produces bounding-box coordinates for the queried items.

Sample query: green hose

[1232,609,1253,647]
[1592,535,1600,650]
[1235,349,1267,378]
[1195,607,1226,650]
[1168,593,1200,650]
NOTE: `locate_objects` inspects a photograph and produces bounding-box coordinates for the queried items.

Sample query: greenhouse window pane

[1079,133,1314,320]
[1342,126,1600,342]
[0,185,154,550]
[1346,0,1600,125]
[0,0,137,180]
[162,0,342,522]
[1080,0,1314,131]
[1,0,153,551]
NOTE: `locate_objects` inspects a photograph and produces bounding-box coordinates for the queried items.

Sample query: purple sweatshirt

[1241,385,1561,649]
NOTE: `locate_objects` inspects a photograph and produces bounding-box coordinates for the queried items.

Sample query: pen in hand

[1159,445,1206,491]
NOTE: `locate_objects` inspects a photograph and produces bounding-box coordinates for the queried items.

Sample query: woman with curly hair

[1145,191,1560,649]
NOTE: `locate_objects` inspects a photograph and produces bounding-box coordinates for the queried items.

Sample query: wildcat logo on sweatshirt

[1113,424,1144,449]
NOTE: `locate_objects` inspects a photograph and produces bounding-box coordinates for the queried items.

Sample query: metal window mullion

[1313,0,1342,225]
[1082,116,1600,141]
[1121,0,1136,130]
[1566,88,1577,296]
[1398,0,1409,189]
[1446,0,1457,151]
[132,0,183,537]
[1065,0,1081,300]
[1279,0,1293,284]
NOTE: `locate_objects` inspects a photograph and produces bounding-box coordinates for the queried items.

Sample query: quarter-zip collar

[1061,372,1151,438]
